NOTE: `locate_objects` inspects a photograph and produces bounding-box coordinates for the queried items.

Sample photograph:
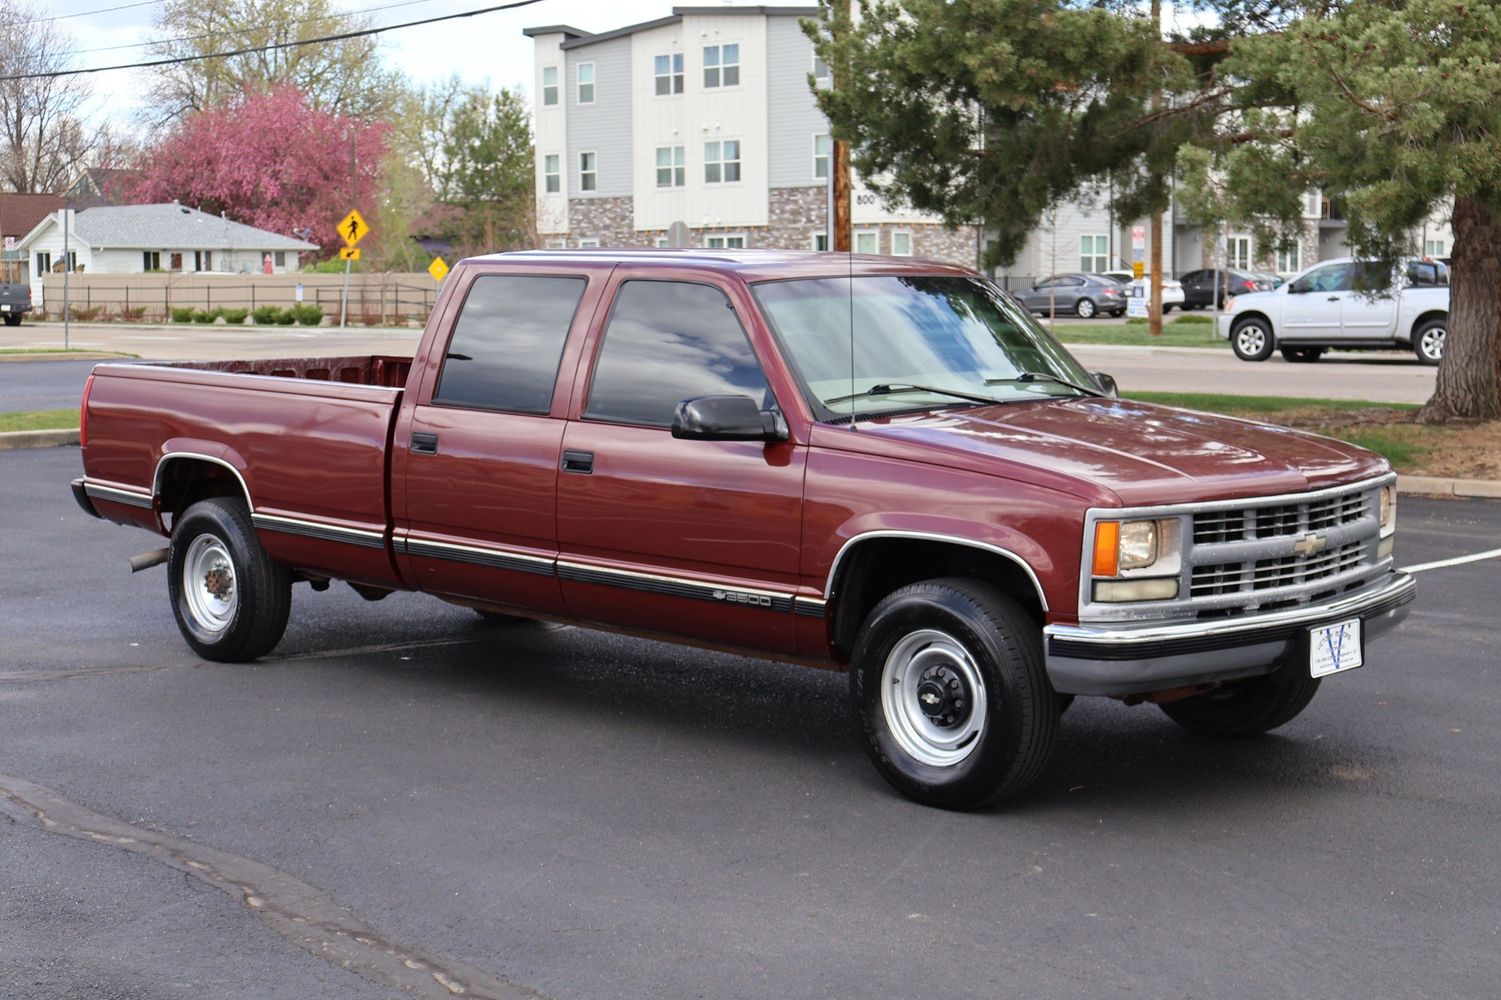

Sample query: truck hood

[825,397,1388,507]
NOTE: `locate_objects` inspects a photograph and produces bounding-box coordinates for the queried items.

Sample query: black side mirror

[1287,279,1308,294]
[1092,372,1119,399]
[672,395,789,442]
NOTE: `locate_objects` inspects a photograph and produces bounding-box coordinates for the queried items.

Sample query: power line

[16,1,161,26]
[1,0,547,81]
[67,0,440,57]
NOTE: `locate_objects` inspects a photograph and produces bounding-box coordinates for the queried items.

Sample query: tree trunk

[1419,195,1501,423]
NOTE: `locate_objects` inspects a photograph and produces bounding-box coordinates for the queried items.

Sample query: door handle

[411,432,438,455]
[1326,296,1341,301]
[561,450,594,474]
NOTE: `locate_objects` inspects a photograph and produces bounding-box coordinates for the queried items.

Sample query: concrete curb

[1399,475,1501,499]
[0,429,79,451]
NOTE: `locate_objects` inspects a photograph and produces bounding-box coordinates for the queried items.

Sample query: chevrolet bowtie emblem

[1293,533,1328,557]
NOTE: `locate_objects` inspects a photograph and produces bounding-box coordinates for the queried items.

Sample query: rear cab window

[433,274,588,413]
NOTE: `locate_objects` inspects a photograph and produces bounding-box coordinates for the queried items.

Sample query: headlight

[1098,516,1176,579]
[1379,485,1396,538]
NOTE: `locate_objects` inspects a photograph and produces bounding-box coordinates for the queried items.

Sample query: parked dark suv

[1177,269,1273,309]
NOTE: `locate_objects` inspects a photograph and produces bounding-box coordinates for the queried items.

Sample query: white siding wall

[22,214,93,305]
[533,32,570,235]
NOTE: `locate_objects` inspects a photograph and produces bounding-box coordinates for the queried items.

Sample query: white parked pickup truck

[1216,257,1449,365]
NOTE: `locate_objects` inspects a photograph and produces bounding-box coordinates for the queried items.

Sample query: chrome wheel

[1236,325,1266,357]
[1419,325,1445,362]
[880,629,988,768]
[1075,298,1096,319]
[182,534,237,633]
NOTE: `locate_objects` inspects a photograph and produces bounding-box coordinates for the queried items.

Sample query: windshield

[752,275,1100,420]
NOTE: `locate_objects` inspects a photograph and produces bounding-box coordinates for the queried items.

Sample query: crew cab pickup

[73,250,1415,808]
[1218,257,1449,365]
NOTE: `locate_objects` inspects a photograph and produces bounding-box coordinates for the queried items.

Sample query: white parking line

[1403,546,1501,574]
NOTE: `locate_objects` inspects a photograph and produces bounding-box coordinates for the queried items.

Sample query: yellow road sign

[428,256,449,282]
[339,246,361,261]
[338,209,369,247]
[1132,260,1145,279]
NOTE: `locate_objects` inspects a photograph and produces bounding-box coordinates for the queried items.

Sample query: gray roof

[69,203,318,251]
[537,6,822,50]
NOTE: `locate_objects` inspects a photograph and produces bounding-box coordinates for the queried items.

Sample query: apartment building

[524,7,980,263]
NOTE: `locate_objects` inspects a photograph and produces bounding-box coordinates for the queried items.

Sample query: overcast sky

[57,0,776,133]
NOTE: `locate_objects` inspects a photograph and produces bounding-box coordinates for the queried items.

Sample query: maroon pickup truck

[73,250,1414,808]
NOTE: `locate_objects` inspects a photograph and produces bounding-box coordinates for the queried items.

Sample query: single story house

[0,193,65,284]
[15,203,318,305]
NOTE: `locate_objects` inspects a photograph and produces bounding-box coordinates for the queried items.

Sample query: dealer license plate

[1309,618,1362,678]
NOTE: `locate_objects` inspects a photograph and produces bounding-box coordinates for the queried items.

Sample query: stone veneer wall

[556,187,980,266]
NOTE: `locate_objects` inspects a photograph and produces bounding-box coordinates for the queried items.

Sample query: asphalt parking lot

[3,445,1498,999]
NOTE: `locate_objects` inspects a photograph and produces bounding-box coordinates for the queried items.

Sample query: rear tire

[1075,298,1097,319]
[1231,318,1275,361]
[1412,318,1445,366]
[850,578,1056,810]
[1279,346,1325,363]
[2,314,20,327]
[168,497,291,662]
[1158,664,1320,737]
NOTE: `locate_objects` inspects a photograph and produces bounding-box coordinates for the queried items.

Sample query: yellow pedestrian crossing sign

[338,209,369,247]
[428,256,449,282]
[339,247,361,261]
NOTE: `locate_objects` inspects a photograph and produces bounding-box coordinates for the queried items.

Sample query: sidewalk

[6,321,422,362]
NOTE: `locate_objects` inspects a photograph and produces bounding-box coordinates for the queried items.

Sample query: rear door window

[585,280,769,427]
[434,274,587,413]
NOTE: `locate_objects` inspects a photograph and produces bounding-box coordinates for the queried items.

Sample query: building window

[274,252,286,267]
[1425,239,1446,257]
[890,231,913,256]
[655,237,672,248]
[142,251,160,270]
[1080,234,1108,273]
[813,53,831,87]
[577,238,601,248]
[194,251,213,272]
[654,53,684,96]
[544,154,561,194]
[811,233,829,251]
[34,252,51,277]
[813,133,831,180]
[704,234,746,249]
[1228,234,1253,270]
[854,231,878,255]
[703,44,739,88]
[704,140,741,184]
[579,151,597,192]
[542,66,558,106]
[577,63,595,104]
[655,146,686,188]
[545,239,567,249]
[1275,244,1302,273]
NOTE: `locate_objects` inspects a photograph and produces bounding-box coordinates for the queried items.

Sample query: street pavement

[3,322,1435,408]
[2,445,1498,999]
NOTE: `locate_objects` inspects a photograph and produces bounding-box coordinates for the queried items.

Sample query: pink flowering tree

[131,87,387,256]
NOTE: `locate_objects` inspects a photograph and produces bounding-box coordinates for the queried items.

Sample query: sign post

[337,209,368,331]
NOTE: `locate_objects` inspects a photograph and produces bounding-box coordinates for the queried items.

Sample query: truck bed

[81,356,410,589]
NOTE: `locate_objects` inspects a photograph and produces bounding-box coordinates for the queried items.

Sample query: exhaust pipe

[128,547,170,573]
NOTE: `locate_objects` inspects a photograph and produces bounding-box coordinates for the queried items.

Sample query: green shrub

[1169,313,1213,325]
[171,307,194,323]
[220,308,249,324]
[275,308,298,325]
[293,303,324,326]
[191,308,222,324]
[251,305,282,325]
[1125,316,1149,325]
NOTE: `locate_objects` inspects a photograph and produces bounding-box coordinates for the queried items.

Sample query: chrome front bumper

[1043,571,1416,696]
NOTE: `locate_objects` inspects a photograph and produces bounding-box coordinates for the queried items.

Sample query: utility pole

[1148,0,1164,336]
[831,0,852,252]
[62,209,71,350]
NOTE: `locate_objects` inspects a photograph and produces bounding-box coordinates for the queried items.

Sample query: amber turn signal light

[1092,521,1120,577]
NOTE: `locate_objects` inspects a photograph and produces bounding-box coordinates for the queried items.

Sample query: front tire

[168,497,291,662]
[1412,318,1445,366]
[850,579,1057,810]
[1231,318,1275,361]
[1158,664,1320,737]
[1075,298,1097,319]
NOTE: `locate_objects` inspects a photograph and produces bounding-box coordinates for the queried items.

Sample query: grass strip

[1128,391,1421,415]
[1049,323,1228,348]
[0,409,80,433]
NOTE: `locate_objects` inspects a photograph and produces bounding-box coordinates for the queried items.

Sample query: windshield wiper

[984,371,1106,398]
[823,382,1001,407]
